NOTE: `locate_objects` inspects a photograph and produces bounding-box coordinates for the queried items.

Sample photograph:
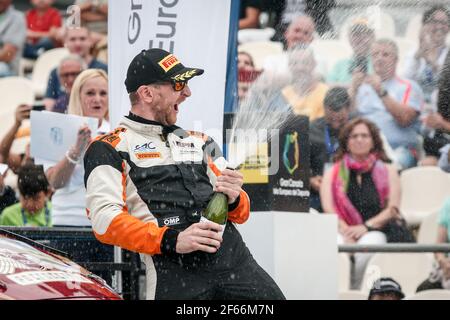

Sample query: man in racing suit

[83,48,285,300]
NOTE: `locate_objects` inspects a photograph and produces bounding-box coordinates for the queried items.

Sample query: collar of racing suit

[125,112,188,140]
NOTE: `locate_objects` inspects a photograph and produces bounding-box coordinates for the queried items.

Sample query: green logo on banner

[282,132,299,175]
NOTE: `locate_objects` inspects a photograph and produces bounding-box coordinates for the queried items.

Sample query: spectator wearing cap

[368,277,405,300]
[327,20,375,85]
[309,87,351,211]
[403,6,450,103]
[0,0,26,77]
[0,164,51,227]
[351,39,425,170]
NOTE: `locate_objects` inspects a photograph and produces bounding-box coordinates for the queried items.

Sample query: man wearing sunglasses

[83,48,285,300]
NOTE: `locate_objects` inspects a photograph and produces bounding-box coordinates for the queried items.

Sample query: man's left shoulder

[93,127,127,149]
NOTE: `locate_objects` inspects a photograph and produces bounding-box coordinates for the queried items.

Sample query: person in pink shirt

[24,0,62,59]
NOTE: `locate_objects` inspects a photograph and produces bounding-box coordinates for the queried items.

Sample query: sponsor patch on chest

[168,134,203,163]
[133,141,162,159]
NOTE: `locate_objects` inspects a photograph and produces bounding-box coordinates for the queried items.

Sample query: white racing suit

[84,113,285,300]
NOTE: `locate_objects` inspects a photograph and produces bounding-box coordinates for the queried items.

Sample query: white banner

[108,0,232,145]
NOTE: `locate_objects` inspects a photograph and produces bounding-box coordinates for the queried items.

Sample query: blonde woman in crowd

[43,69,109,227]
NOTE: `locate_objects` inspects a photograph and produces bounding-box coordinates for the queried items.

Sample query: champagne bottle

[201,192,228,236]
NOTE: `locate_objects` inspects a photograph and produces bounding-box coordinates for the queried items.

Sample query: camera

[32,104,45,111]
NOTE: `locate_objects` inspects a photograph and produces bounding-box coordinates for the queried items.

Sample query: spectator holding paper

[42,69,109,227]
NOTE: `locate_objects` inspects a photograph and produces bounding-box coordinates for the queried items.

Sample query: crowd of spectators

[235,3,450,292]
[0,1,109,227]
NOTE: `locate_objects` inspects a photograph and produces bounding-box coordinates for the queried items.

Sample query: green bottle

[201,192,228,236]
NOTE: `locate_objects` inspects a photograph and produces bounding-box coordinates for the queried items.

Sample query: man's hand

[215,169,244,204]
[350,71,366,92]
[365,75,383,96]
[175,221,223,254]
[15,104,31,125]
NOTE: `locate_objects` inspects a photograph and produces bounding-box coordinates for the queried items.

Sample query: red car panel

[0,236,122,300]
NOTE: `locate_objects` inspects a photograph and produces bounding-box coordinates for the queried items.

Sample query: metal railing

[339,244,450,253]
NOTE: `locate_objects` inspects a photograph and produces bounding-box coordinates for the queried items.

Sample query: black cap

[125,48,204,93]
[368,277,405,299]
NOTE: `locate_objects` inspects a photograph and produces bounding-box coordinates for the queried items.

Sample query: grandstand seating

[338,290,367,300]
[400,167,450,226]
[395,37,417,75]
[238,41,283,70]
[0,77,34,140]
[31,47,69,98]
[361,253,434,296]
[238,27,276,44]
[338,253,351,291]
[310,40,352,74]
[405,289,450,300]
[417,210,440,244]
[404,14,423,42]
